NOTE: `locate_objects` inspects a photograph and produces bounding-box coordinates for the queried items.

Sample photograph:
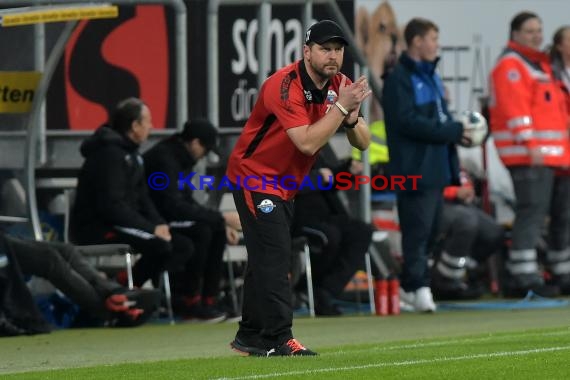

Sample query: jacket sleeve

[148,152,224,225]
[94,149,158,233]
[385,73,464,144]
[490,59,536,149]
[138,180,167,226]
[443,185,459,201]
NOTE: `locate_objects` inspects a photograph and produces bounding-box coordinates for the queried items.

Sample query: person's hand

[225,226,240,246]
[154,224,172,242]
[223,211,241,231]
[529,147,543,166]
[319,168,334,184]
[460,129,473,147]
[456,187,475,204]
[336,75,372,113]
[350,160,364,175]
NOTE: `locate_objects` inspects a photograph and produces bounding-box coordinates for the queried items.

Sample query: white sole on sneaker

[414,287,437,312]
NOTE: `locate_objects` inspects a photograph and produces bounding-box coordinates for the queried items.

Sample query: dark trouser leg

[173,220,226,298]
[319,216,373,298]
[201,221,226,297]
[233,189,293,348]
[107,230,193,287]
[397,189,443,292]
[548,175,570,279]
[436,204,478,280]
[6,236,110,319]
[470,208,504,263]
[508,167,554,277]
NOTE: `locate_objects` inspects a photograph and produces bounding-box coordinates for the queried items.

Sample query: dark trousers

[300,215,373,297]
[397,189,443,291]
[5,236,121,320]
[98,230,193,287]
[233,189,293,348]
[549,175,570,251]
[439,203,504,262]
[170,220,226,298]
[509,166,554,250]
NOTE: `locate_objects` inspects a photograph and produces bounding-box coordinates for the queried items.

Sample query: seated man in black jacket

[144,119,241,322]
[292,143,374,316]
[71,98,193,291]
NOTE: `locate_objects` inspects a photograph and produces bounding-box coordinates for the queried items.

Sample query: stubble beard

[311,61,339,82]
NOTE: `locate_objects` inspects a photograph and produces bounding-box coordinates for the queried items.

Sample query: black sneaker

[502,274,560,298]
[184,304,227,323]
[431,272,484,301]
[550,274,570,295]
[266,338,318,356]
[108,289,161,327]
[230,337,267,357]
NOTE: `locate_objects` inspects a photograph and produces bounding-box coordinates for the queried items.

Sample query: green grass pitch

[1,307,569,379]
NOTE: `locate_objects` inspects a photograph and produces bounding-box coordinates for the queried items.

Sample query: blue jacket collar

[399,52,440,75]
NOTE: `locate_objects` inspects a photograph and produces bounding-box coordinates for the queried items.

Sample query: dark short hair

[180,118,219,152]
[404,18,439,47]
[111,97,146,135]
[509,11,540,39]
[550,25,570,62]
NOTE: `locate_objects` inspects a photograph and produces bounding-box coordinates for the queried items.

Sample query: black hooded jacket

[70,126,165,243]
[143,135,224,225]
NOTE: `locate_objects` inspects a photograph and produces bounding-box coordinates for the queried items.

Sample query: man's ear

[411,34,422,50]
[355,7,370,55]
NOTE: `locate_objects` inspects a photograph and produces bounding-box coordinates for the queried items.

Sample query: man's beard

[311,61,339,81]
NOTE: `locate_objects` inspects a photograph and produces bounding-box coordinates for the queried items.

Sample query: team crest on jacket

[327,89,338,103]
[507,69,520,82]
[257,199,276,213]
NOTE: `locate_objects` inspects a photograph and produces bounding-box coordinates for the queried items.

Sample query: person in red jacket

[489,12,570,297]
[226,20,371,356]
[431,170,504,300]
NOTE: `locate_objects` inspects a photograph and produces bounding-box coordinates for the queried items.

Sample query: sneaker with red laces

[106,289,161,327]
[266,338,318,356]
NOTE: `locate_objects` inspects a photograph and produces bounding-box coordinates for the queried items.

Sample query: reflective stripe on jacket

[489,41,569,167]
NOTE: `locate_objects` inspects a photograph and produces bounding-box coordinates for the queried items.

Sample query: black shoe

[230,337,267,357]
[267,338,318,356]
[184,304,227,323]
[0,315,28,337]
[314,288,342,316]
[431,272,483,301]
[550,274,570,295]
[502,274,560,298]
[108,289,161,327]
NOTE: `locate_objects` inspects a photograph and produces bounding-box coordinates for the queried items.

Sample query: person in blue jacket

[382,18,470,312]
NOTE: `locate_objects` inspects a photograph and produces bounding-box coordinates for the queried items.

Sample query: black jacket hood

[80,125,138,158]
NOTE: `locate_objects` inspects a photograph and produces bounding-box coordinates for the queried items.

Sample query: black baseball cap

[305,20,348,46]
[181,119,219,153]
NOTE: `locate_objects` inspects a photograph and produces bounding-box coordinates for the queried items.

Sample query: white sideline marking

[330,329,570,356]
[215,345,570,380]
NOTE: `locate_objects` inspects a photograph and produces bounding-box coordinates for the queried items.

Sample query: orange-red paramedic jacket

[489,41,570,167]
